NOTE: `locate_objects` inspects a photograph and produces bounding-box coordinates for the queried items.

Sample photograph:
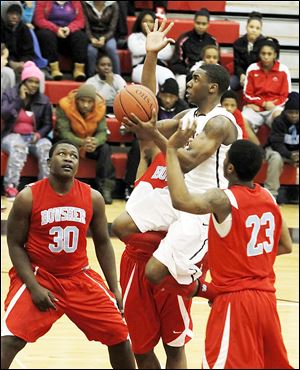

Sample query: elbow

[171,198,186,212]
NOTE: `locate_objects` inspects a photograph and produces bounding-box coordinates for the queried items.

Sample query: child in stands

[221,90,260,145]
[86,53,126,114]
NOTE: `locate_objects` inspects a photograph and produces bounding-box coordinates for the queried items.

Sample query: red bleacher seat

[126,16,239,44]
[45,80,83,104]
[135,1,226,12]
[1,151,128,180]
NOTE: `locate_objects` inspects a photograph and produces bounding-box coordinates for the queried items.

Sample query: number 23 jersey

[26,178,93,276]
[208,184,282,293]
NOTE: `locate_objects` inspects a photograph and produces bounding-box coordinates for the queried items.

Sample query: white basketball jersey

[183,105,243,193]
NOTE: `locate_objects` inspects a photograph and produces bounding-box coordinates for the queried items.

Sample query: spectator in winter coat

[55,84,116,204]
[169,8,217,99]
[82,1,120,77]
[1,1,35,76]
[127,9,175,88]
[1,61,53,200]
[242,38,291,133]
[264,92,299,200]
[231,11,267,90]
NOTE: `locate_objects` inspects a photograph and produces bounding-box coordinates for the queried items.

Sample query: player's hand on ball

[122,109,158,140]
[167,118,197,149]
[144,18,175,53]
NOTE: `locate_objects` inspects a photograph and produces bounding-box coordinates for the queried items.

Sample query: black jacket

[267,111,299,159]
[233,34,266,78]
[170,30,217,75]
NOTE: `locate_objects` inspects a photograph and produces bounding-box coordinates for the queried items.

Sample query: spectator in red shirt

[33,1,88,81]
[242,38,291,133]
[221,90,260,145]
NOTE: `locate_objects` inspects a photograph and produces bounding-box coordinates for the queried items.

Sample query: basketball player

[1,140,136,369]
[118,19,243,287]
[165,131,293,368]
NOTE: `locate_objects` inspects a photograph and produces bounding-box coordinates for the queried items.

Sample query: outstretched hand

[122,109,158,141]
[144,18,175,53]
[167,119,197,149]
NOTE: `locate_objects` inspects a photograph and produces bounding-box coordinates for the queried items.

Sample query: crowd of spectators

[1,1,298,204]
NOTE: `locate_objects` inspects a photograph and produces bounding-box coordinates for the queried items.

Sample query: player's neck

[229,179,255,189]
[48,175,75,195]
[196,98,220,115]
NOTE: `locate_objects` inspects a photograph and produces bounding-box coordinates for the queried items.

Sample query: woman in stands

[231,11,266,90]
[128,9,175,87]
[33,1,88,81]
[242,38,292,133]
[1,61,53,200]
[82,1,121,78]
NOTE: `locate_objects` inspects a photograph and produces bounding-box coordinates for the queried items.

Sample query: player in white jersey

[115,19,243,287]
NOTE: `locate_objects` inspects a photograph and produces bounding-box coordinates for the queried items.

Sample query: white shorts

[126,185,209,284]
[242,106,283,132]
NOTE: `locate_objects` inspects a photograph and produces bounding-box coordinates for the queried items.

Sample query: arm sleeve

[67,1,85,33]
[269,119,293,159]
[102,3,119,41]
[93,117,108,147]
[36,101,53,138]
[33,2,60,33]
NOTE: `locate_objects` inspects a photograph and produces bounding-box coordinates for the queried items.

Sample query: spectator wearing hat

[170,8,217,99]
[1,1,35,76]
[55,84,116,204]
[157,78,189,120]
[264,91,299,201]
[242,37,291,133]
[1,61,53,200]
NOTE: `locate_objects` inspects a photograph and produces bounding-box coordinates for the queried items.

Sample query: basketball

[113,84,158,123]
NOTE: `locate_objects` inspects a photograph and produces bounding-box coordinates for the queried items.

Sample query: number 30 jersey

[26,178,93,276]
[208,184,282,293]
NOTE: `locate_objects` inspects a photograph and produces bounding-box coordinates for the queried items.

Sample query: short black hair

[228,140,264,181]
[258,37,280,56]
[48,140,80,159]
[199,64,230,95]
[220,90,238,105]
[195,7,210,21]
[96,52,112,65]
[132,10,156,33]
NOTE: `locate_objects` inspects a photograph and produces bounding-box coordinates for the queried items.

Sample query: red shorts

[120,248,193,354]
[203,290,293,369]
[2,266,128,346]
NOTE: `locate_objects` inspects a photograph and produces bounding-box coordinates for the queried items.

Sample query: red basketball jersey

[208,184,282,293]
[135,152,167,189]
[26,178,93,276]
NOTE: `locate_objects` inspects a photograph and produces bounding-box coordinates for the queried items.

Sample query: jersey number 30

[246,212,275,256]
[48,226,79,253]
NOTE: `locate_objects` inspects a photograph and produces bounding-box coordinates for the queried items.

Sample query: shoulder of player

[205,188,232,217]
[11,186,33,215]
[205,115,233,136]
[90,188,105,213]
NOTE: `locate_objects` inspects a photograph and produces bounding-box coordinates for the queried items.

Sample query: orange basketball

[113,84,158,123]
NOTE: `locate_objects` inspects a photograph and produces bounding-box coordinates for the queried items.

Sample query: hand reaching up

[144,18,175,53]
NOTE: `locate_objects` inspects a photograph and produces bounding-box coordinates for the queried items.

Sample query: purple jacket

[1,85,53,138]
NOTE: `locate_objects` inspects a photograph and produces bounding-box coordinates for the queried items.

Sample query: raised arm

[141,18,175,94]
[7,188,58,311]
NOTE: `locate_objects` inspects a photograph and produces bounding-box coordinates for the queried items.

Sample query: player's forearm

[166,146,193,211]
[152,128,169,153]
[8,244,40,292]
[141,51,158,94]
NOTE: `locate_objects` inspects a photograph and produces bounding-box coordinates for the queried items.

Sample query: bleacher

[1,1,298,195]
